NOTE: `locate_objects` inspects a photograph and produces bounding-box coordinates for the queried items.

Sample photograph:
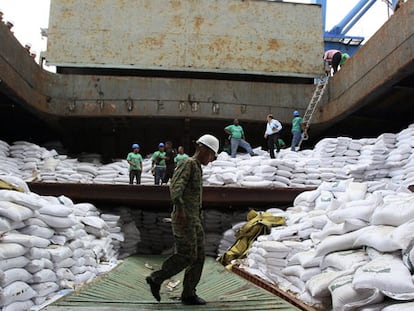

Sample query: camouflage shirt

[169,157,202,215]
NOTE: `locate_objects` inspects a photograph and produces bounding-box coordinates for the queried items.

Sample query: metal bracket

[191,102,199,112]
[68,101,76,112]
[125,98,134,112]
[96,99,104,110]
[157,100,164,111]
[212,103,220,114]
[240,104,247,114]
[179,101,186,112]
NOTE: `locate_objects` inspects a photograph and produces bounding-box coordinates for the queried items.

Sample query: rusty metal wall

[46,0,323,77]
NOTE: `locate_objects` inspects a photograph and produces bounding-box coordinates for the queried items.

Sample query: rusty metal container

[46,0,323,77]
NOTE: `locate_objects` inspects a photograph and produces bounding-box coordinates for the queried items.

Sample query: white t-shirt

[265,119,282,136]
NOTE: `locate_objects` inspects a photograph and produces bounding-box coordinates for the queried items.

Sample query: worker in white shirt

[264,114,282,159]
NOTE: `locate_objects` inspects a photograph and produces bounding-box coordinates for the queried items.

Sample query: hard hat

[132,143,139,149]
[196,134,219,155]
[158,143,165,147]
[293,110,300,116]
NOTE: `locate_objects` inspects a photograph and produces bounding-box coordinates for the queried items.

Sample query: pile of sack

[204,124,414,189]
[230,179,414,310]
[0,176,141,310]
[0,124,414,189]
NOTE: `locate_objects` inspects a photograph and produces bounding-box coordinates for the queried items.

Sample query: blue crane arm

[329,0,376,35]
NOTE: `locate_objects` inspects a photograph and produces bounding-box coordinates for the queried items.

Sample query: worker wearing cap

[146,134,219,306]
[127,143,143,184]
[151,143,167,185]
[291,110,303,152]
[264,114,282,158]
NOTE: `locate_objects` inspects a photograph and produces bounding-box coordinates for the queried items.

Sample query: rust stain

[143,34,166,47]
[209,38,231,53]
[267,39,280,51]
[173,15,184,28]
[194,17,204,33]
[61,8,75,20]
[171,0,182,10]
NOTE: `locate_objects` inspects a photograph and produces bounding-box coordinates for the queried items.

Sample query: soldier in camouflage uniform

[146,134,219,306]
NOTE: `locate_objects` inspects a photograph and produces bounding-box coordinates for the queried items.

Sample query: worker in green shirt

[174,146,189,166]
[152,143,167,185]
[224,118,256,158]
[127,143,143,184]
[291,110,303,151]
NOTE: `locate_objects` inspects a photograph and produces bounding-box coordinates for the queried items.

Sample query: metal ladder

[297,75,329,150]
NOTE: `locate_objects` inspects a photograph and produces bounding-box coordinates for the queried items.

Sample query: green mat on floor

[44,255,299,311]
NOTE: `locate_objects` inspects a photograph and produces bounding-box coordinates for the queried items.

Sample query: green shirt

[152,151,166,166]
[340,53,350,66]
[225,124,244,139]
[170,157,202,215]
[174,153,189,165]
[292,116,303,133]
[127,152,143,171]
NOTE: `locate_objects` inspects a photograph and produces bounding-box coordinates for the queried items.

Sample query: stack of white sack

[217,221,246,257]
[108,207,140,259]
[7,141,57,182]
[204,209,247,257]
[100,213,124,258]
[2,123,414,189]
[235,179,414,310]
[133,210,173,255]
[0,140,9,158]
[0,177,122,310]
[139,159,155,185]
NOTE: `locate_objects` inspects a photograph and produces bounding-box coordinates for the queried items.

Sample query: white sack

[353,226,400,252]
[0,256,29,271]
[0,268,32,287]
[0,243,27,260]
[38,204,73,217]
[321,249,369,271]
[329,275,383,311]
[0,201,33,222]
[353,255,414,298]
[371,194,414,226]
[0,281,36,306]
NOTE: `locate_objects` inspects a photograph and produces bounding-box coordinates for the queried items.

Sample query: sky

[0,0,391,71]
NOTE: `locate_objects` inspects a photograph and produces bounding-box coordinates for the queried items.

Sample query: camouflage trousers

[150,206,205,297]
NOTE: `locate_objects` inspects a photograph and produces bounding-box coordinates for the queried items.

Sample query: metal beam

[27,182,312,208]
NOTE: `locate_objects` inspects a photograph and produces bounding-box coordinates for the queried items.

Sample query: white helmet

[196,134,219,156]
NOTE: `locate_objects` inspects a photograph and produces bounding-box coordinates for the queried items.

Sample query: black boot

[146,276,161,302]
[181,295,206,305]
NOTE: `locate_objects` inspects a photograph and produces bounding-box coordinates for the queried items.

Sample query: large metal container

[46,0,323,77]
